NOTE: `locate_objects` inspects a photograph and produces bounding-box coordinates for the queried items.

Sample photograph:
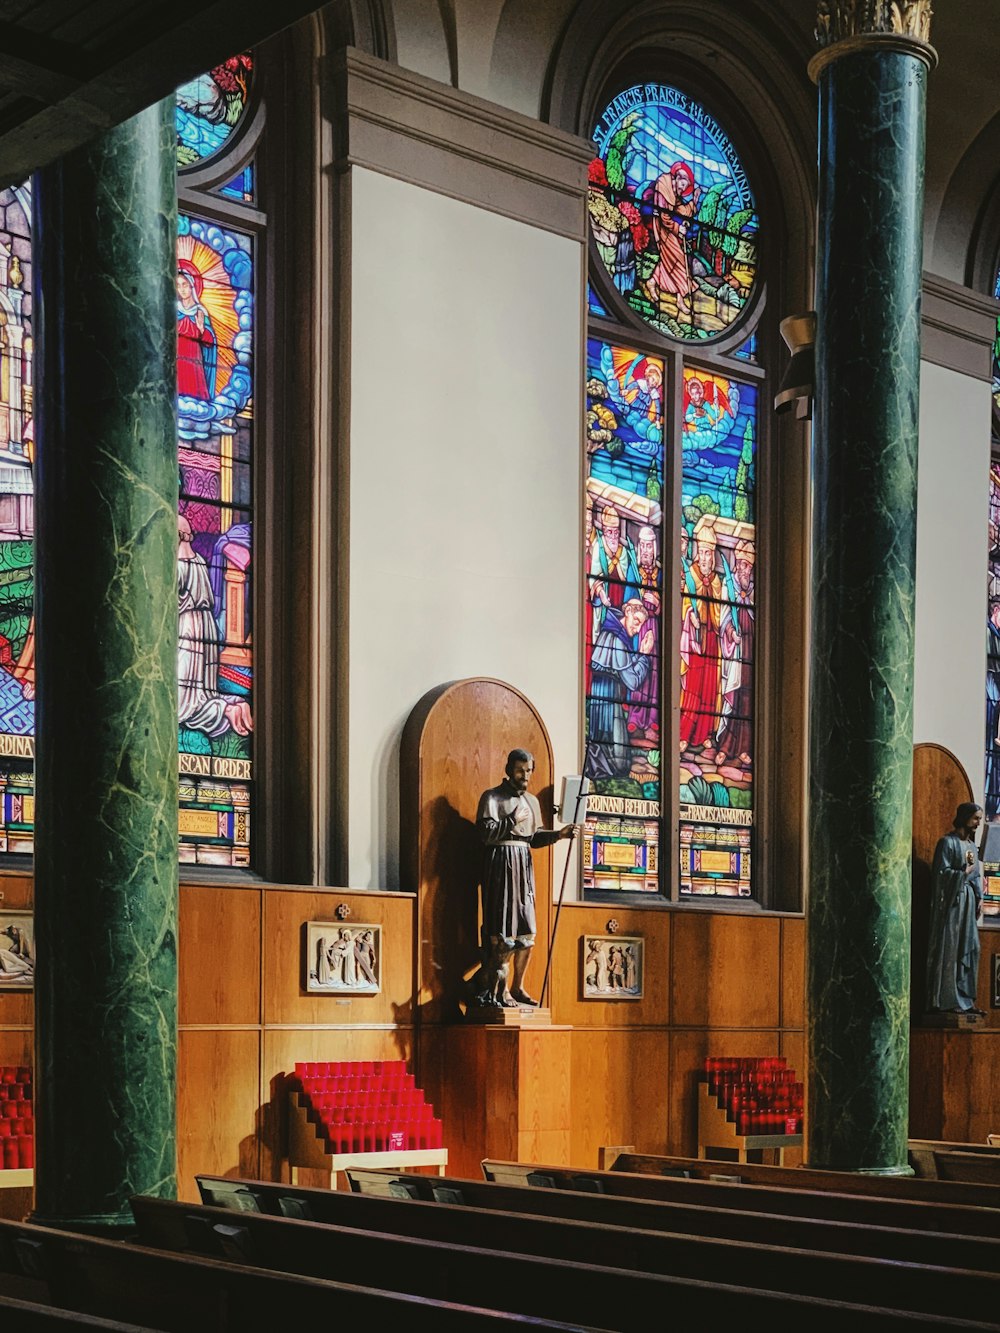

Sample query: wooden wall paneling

[0,874,33,908]
[179,884,262,1025]
[779,916,804,1029]
[908,1030,945,1139]
[668,1028,778,1158]
[976,933,999,1025]
[401,679,555,1023]
[0,875,34,1031]
[0,1027,32,1065]
[569,1028,669,1166]
[260,1026,415,1182]
[0,989,32,1031]
[941,1032,1000,1142]
[262,889,416,1027]
[515,1027,572,1166]
[671,913,781,1028]
[549,904,669,1027]
[177,1029,262,1202]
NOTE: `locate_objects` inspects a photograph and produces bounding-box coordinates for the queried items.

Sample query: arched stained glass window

[984,440,1000,916]
[175,55,260,869]
[0,59,262,865]
[583,84,762,902]
[588,84,759,343]
[177,215,255,868]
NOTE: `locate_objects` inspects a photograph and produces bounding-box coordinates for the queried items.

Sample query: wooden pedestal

[909,1026,1000,1142]
[421,1023,572,1178]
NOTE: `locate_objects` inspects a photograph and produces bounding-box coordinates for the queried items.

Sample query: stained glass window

[176,53,254,168]
[993,270,1000,413]
[589,85,758,343]
[678,369,756,896]
[584,83,763,901]
[582,338,664,892]
[0,54,261,863]
[986,466,1000,804]
[217,165,255,204]
[587,281,610,319]
[733,330,759,362]
[0,184,34,854]
[177,215,254,867]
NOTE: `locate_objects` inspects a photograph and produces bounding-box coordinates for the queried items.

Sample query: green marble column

[31,100,178,1230]
[807,27,935,1172]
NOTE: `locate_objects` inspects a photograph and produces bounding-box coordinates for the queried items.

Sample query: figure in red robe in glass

[176,258,217,400]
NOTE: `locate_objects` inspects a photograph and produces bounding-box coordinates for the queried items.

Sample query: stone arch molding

[945,110,1000,295]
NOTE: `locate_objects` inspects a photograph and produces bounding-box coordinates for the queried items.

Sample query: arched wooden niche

[911,743,974,1015]
[401,679,555,1023]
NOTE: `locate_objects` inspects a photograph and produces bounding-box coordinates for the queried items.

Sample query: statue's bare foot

[510,988,538,1006]
[499,991,520,1008]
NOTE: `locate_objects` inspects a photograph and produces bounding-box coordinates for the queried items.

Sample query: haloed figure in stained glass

[178,512,252,739]
[176,258,217,400]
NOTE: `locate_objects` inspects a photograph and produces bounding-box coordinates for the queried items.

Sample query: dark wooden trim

[920,272,998,382]
[329,47,592,241]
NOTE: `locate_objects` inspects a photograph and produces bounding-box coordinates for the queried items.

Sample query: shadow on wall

[422,795,480,1022]
[911,841,932,1018]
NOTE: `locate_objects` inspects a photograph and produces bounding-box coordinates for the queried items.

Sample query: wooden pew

[202,1171,1000,1273]
[131,1193,1000,1332]
[603,1148,1000,1208]
[0,1216,582,1332]
[908,1140,1000,1185]
[927,1153,1000,1186]
[0,1297,156,1332]
[481,1158,1000,1237]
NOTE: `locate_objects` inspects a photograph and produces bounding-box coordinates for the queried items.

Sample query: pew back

[481,1158,1000,1237]
[135,1193,1000,1331]
[0,1216,586,1332]
[0,1297,156,1332]
[606,1150,1000,1207]
[203,1171,1000,1274]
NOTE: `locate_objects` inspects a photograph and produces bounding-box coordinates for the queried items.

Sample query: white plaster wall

[914,359,993,799]
[348,168,583,888]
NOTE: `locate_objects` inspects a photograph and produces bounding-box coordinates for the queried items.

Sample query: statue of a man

[473,748,577,1008]
[926,802,986,1017]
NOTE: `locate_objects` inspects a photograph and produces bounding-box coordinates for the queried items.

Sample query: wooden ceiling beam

[0,0,328,187]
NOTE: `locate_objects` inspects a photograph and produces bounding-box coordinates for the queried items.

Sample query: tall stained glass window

[176,55,259,867]
[177,216,254,867]
[584,82,763,901]
[983,460,1000,916]
[0,60,260,864]
[0,184,34,854]
[984,273,1000,914]
[583,340,664,892]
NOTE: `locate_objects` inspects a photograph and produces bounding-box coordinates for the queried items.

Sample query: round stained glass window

[589,84,759,342]
[176,53,254,169]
